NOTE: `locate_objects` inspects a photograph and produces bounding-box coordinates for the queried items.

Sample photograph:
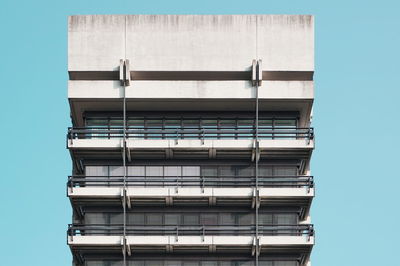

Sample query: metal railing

[67,126,314,140]
[68,224,314,237]
[68,175,314,189]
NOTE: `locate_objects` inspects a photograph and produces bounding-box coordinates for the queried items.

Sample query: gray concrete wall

[68,15,314,72]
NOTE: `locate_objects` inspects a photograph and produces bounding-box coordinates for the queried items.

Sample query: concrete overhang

[68,80,314,127]
[68,235,314,254]
[67,138,314,166]
[68,187,314,221]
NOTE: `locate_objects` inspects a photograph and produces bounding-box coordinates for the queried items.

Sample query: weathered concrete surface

[68,15,314,71]
[125,15,257,71]
[68,15,125,71]
[68,80,313,99]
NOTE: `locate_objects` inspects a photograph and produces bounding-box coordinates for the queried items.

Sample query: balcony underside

[69,187,313,220]
[68,139,313,169]
[69,93,313,128]
[70,240,312,266]
[69,235,313,261]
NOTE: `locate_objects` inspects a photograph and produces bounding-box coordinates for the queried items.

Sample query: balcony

[68,175,313,218]
[68,224,314,260]
[67,127,314,162]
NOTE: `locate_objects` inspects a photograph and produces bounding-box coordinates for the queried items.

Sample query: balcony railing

[68,224,314,237]
[67,127,314,141]
[68,175,314,189]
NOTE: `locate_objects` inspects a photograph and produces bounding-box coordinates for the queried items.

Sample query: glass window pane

[109,166,124,176]
[200,213,218,225]
[236,165,254,177]
[275,119,296,127]
[201,166,217,177]
[146,120,163,127]
[258,213,273,225]
[220,213,235,225]
[86,166,108,176]
[165,261,181,266]
[182,166,200,177]
[146,213,163,225]
[183,120,199,127]
[165,120,181,129]
[146,166,163,177]
[110,213,123,225]
[182,262,199,266]
[201,262,217,266]
[127,166,145,186]
[129,213,144,225]
[202,120,218,127]
[237,213,253,225]
[274,167,297,176]
[259,166,273,177]
[128,119,144,128]
[109,166,124,185]
[85,213,107,224]
[274,262,298,266]
[146,261,163,266]
[165,214,180,225]
[165,166,181,176]
[219,166,235,177]
[183,214,199,225]
[86,119,108,127]
[146,120,163,139]
[274,214,297,225]
[130,261,145,266]
[258,262,273,266]
[110,261,123,266]
[259,119,273,127]
[128,166,145,176]
[86,261,105,266]
[236,261,253,266]
[109,119,123,127]
[219,120,236,127]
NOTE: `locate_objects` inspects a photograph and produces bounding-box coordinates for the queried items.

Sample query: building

[66,15,315,266]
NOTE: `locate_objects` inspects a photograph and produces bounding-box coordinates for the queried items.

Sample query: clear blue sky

[0,0,399,265]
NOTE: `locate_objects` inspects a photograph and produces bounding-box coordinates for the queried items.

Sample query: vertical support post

[122,71,127,266]
[254,59,262,266]
[120,57,130,266]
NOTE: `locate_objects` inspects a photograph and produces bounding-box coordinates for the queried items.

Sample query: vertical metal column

[255,81,259,266]
[122,16,128,266]
[253,59,262,266]
[122,84,127,266]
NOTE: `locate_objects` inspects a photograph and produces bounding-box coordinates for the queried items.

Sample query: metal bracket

[119,59,131,86]
[121,187,131,209]
[257,60,262,86]
[251,237,261,257]
[251,140,260,162]
[122,237,131,256]
[251,59,263,87]
[126,145,131,162]
[208,148,216,159]
[251,188,260,209]
[208,196,216,206]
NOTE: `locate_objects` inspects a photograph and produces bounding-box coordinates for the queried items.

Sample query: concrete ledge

[68,139,314,150]
[68,187,314,198]
[68,235,314,246]
[68,80,313,100]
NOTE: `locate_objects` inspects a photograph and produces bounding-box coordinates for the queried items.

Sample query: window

[183,214,199,225]
[146,213,163,225]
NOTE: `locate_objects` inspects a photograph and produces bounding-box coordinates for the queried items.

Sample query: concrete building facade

[66,14,315,266]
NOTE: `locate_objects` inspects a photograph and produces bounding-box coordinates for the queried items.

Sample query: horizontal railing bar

[68,224,314,236]
[67,175,313,188]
